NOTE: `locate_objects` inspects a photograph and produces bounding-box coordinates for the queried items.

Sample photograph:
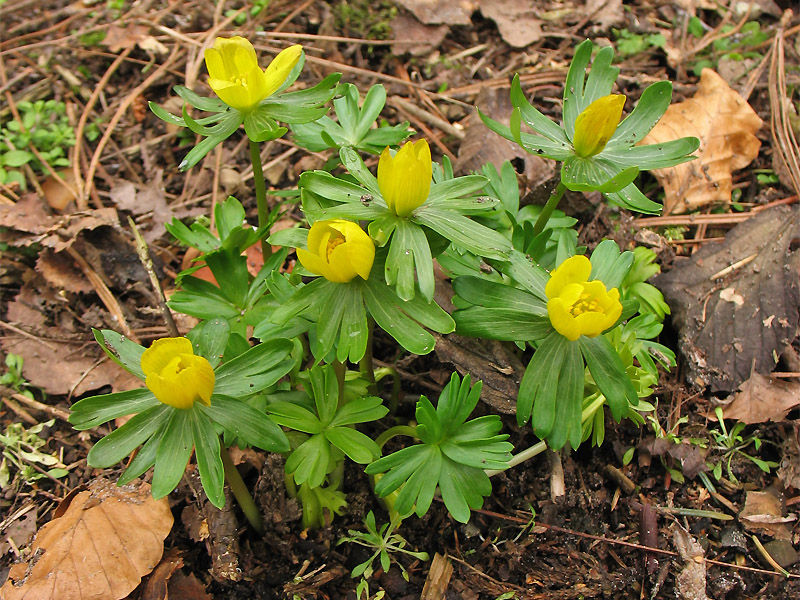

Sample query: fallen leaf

[585,0,625,31]
[720,373,800,424]
[0,479,173,600]
[41,169,77,212]
[36,249,94,294]
[672,522,709,600]
[395,0,477,25]
[139,549,184,600]
[654,205,800,392]
[166,571,213,600]
[777,422,800,491]
[639,438,707,479]
[391,13,449,57]
[0,194,119,252]
[739,490,794,540]
[0,507,37,557]
[103,24,150,52]
[109,170,173,242]
[479,0,543,48]
[642,69,762,214]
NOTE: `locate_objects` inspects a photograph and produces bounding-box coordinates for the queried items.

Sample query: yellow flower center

[295,219,375,284]
[571,293,601,315]
[140,337,216,409]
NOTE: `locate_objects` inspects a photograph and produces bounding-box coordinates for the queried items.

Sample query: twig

[0,385,71,422]
[128,216,179,337]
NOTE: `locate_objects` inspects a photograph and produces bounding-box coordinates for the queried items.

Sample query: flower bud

[377,139,432,217]
[572,94,625,157]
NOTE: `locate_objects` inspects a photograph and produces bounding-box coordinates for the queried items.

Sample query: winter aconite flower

[141,337,215,409]
[377,139,432,217]
[296,219,375,283]
[572,94,625,158]
[204,37,302,112]
[546,255,622,341]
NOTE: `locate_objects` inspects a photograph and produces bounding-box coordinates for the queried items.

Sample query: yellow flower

[546,255,622,341]
[204,37,302,112]
[572,94,626,158]
[141,338,215,409]
[377,140,432,217]
[296,219,375,283]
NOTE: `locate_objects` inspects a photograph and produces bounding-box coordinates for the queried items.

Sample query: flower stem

[375,425,418,450]
[220,442,264,535]
[249,139,271,260]
[485,440,547,477]
[333,360,346,408]
[531,181,568,238]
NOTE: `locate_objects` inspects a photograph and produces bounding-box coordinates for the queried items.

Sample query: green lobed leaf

[604,182,662,214]
[200,394,289,453]
[579,335,639,421]
[339,147,382,196]
[509,74,571,143]
[190,406,225,508]
[173,85,227,112]
[607,81,672,148]
[325,427,379,464]
[213,338,295,396]
[152,409,193,499]
[285,434,331,488]
[87,404,170,468]
[93,329,145,379]
[69,387,158,430]
[589,240,634,289]
[385,220,433,301]
[414,207,510,260]
[518,331,569,436]
[118,421,165,485]
[267,401,324,434]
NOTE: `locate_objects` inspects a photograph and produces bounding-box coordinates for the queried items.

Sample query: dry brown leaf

[642,68,762,214]
[41,169,77,212]
[654,205,800,393]
[391,13,449,57]
[1,479,173,600]
[395,0,476,25]
[108,170,172,243]
[103,24,150,52]
[739,490,794,540]
[721,372,800,424]
[585,0,625,31]
[0,195,119,252]
[479,0,543,48]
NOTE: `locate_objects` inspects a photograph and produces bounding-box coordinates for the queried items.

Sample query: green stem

[486,440,547,477]
[374,366,401,414]
[375,425,418,450]
[249,139,271,260]
[531,181,568,238]
[220,443,264,535]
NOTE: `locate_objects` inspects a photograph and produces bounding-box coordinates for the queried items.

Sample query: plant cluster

[68,36,736,582]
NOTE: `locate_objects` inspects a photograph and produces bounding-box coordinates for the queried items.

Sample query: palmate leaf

[367,373,511,523]
[69,388,157,430]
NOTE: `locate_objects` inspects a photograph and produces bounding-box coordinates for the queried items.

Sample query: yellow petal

[572,94,626,157]
[296,247,328,278]
[141,337,194,378]
[297,219,375,283]
[327,242,359,283]
[263,45,303,97]
[545,255,592,299]
[547,298,581,341]
[573,311,611,338]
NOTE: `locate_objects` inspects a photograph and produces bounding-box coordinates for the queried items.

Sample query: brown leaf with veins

[479,0,543,48]
[720,372,800,424]
[642,68,762,214]
[395,0,476,25]
[1,479,173,600]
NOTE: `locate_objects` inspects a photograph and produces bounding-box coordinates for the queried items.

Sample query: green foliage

[338,511,429,580]
[149,68,340,170]
[1,353,34,399]
[688,20,771,76]
[0,100,75,190]
[298,147,510,301]
[268,364,387,489]
[0,419,69,490]
[481,39,699,214]
[70,331,295,507]
[292,83,413,154]
[708,407,778,483]
[366,374,511,523]
[613,29,666,58]
[333,0,397,40]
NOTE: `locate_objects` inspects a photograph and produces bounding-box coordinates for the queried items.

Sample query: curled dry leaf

[739,490,794,540]
[642,68,762,215]
[1,479,173,600]
[720,372,800,424]
[672,522,709,600]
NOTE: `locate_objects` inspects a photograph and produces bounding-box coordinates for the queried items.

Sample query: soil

[1,1,800,599]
